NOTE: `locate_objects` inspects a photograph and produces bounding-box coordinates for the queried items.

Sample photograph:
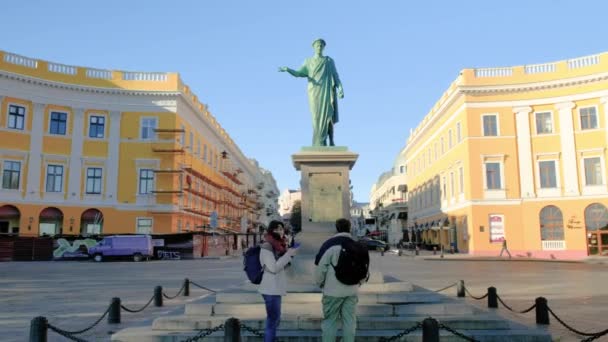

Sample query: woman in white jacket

[259,220,298,342]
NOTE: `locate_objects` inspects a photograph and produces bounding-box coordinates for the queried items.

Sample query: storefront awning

[39,207,63,219]
[0,205,20,218]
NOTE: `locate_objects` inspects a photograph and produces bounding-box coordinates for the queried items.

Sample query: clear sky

[2,0,608,202]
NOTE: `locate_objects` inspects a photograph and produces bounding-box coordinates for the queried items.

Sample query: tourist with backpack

[314,218,369,342]
[256,220,298,342]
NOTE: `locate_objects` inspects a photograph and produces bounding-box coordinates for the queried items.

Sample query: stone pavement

[1,253,607,341]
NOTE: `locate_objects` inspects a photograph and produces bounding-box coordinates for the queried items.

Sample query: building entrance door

[587,231,608,256]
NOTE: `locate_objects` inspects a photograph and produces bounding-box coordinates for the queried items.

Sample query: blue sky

[2,1,608,202]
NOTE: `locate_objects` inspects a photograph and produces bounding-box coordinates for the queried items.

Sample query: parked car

[89,235,153,262]
[359,237,389,252]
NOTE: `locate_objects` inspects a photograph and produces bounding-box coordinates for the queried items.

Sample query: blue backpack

[243,245,264,284]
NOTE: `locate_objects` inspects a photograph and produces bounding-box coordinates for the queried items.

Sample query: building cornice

[0,70,179,97]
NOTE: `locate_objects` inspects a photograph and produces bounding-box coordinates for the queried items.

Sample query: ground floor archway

[80,208,103,235]
[0,205,20,234]
[39,207,63,236]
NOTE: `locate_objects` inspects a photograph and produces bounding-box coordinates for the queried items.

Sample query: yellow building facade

[0,50,268,236]
[399,52,608,259]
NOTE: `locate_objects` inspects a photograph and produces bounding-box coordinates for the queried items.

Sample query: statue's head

[312,38,326,48]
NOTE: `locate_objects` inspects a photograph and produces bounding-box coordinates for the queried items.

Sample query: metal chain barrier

[190,280,217,293]
[496,295,537,313]
[378,322,422,342]
[434,282,457,293]
[120,295,155,313]
[46,304,111,341]
[464,287,488,300]
[240,322,265,338]
[548,306,608,338]
[163,283,186,300]
[180,323,225,342]
[439,322,480,342]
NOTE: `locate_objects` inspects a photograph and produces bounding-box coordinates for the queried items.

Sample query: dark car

[360,238,389,252]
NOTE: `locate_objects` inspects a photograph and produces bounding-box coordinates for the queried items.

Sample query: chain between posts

[439,322,480,342]
[240,322,265,338]
[496,295,537,313]
[179,323,225,342]
[547,306,608,339]
[378,322,422,342]
[120,295,155,313]
[433,282,458,293]
[464,287,488,300]
[163,282,187,300]
[189,280,217,293]
[47,304,111,338]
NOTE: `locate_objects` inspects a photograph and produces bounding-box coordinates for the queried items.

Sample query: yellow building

[383,52,608,259]
[0,50,270,236]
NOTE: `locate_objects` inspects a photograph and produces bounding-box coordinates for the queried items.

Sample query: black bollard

[433,246,437,255]
[415,246,419,256]
[421,317,439,342]
[535,297,550,325]
[457,280,465,298]
[184,278,190,297]
[224,317,241,342]
[488,287,498,308]
[440,245,444,258]
[154,286,163,307]
[108,297,121,324]
[29,316,47,342]
[381,249,384,256]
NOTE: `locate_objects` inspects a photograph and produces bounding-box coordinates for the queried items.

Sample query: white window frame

[196,139,201,157]
[1,159,22,191]
[48,110,69,136]
[140,117,158,140]
[434,142,438,160]
[581,155,607,195]
[7,103,27,130]
[458,166,465,201]
[482,113,500,137]
[189,131,194,151]
[450,171,455,201]
[448,129,453,149]
[534,111,554,135]
[441,137,445,154]
[45,164,64,193]
[136,217,153,234]
[535,157,561,197]
[87,113,107,139]
[138,168,155,195]
[85,167,104,195]
[441,175,447,208]
[482,156,506,199]
[456,122,462,143]
[579,106,599,131]
[180,125,186,146]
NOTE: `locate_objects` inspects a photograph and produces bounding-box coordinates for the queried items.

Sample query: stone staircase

[111,280,552,341]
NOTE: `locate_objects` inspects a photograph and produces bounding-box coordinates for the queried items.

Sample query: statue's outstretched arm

[278,66,307,78]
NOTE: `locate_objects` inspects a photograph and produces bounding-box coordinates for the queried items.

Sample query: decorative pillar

[67,108,85,200]
[106,111,121,203]
[26,103,46,200]
[513,106,535,198]
[556,102,579,196]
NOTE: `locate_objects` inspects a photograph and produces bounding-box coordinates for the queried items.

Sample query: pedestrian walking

[499,239,512,259]
[258,220,299,342]
[314,218,370,342]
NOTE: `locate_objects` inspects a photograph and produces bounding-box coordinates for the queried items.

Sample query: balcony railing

[541,240,566,250]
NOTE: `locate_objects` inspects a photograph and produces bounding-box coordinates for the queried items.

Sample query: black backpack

[332,239,370,285]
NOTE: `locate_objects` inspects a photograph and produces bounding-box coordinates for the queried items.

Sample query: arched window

[585,203,608,231]
[539,205,564,240]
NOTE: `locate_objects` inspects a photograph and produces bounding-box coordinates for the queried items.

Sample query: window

[2,161,20,189]
[434,143,438,160]
[89,115,105,138]
[180,125,185,146]
[584,157,603,185]
[483,115,498,136]
[448,129,453,148]
[203,145,208,161]
[8,105,25,130]
[140,118,157,140]
[456,122,462,142]
[189,131,193,150]
[539,205,564,240]
[136,218,153,234]
[442,176,447,199]
[584,203,608,231]
[399,165,405,174]
[46,165,64,192]
[450,172,455,198]
[539,161,557,188]
[196,139,200,156]
[50,112,67,135]
[485,162,501,189]
[86,168,103,194]
[535,112,553,134]
[459,167,464,194]
[580,107,598,130]
[138,169,154,194]
[441,137,445,154]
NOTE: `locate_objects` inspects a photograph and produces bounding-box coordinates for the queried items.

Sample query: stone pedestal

[288,147,358,283]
